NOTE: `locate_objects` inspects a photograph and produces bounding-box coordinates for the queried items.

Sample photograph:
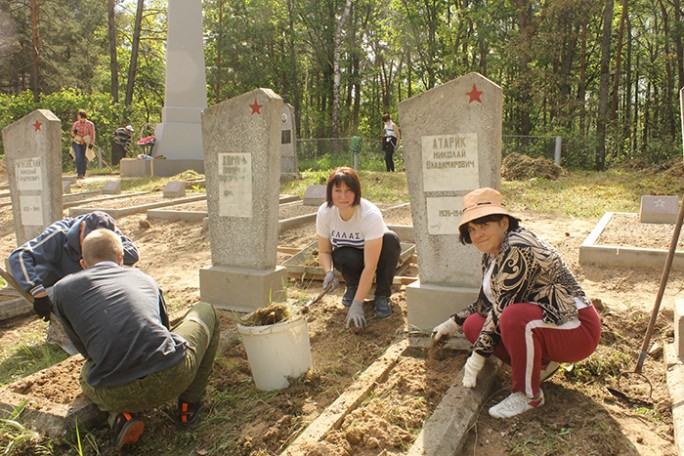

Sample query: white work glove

[431,317,459,342]
[322,270,339,291]
[462,352,486,388]
[345,300,366,328]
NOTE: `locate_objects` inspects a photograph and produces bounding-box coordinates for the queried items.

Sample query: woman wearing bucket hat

[431,187,601,418]
[316,167,401,328]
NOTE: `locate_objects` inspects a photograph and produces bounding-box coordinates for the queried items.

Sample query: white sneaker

[540,361,560,383]
[489,390,545,419]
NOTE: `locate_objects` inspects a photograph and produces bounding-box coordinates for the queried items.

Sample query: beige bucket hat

[458,187,510,230]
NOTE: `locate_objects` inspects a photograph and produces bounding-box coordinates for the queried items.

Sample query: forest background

[0,0,683,171]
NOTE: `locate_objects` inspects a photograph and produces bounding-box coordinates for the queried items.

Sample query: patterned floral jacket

[453,227,592,357]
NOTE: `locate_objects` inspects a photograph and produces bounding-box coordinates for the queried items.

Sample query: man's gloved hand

[88,143,93,150]
[322,270,339,292]
[462,352,486,388]
[345,300,366,328]
[32,295,53,322]
[432,317,459,342]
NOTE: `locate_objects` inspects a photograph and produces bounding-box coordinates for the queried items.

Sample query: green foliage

[2,0,684,172]
[0,402,53,456]
[0,338,69,388]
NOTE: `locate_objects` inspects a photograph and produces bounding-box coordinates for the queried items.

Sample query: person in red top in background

[71,109,96,179]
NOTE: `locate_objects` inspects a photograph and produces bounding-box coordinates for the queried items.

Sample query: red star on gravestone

[33,121,42,131]
[466,84,483,104]
[250,98,262,115]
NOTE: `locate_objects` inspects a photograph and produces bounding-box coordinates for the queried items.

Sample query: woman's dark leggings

[331,231,401,297]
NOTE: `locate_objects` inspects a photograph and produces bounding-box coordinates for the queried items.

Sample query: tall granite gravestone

[281,104,299,180]
[199,88,287,311]
[148,0,206,176]
[398,72,503,330]
[2,110,63,245]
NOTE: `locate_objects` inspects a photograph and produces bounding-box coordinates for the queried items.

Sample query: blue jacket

[8,212,139,297]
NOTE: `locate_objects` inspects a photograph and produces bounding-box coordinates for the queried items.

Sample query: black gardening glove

[88,143,93,150]
[33,295,53,322]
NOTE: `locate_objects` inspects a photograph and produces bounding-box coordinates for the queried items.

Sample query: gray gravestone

[303,185,326,206]
[2,109,63,245]
[163,181,186,198]
[398,72,503,330]
[199,88,287,311]
[280,104,299,179]
[640,195,678,224]
[149,0,206,175]
[102,181,121,195]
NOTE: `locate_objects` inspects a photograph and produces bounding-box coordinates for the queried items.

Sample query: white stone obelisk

[153,0,207,164]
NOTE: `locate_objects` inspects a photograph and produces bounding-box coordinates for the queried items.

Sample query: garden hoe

[300,282,334,315]
[611,89,684,402]
[614,192,684,401]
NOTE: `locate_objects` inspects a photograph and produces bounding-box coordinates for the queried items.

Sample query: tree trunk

[286,0,300,136]
[624,16,633,156]
[107,0,119,104]
[658,0,676,138]
[331,0,352,138]
[596,0,614,171]
[674,0,684,91]
[124,0,145,110]
[579,19,588,134]
[30,0,40,102]
[214,0,224,102]
[610,0,628,121]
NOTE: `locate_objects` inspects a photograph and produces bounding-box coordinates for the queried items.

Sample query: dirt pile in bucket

[502,152,566,180]
[242,303,291,326]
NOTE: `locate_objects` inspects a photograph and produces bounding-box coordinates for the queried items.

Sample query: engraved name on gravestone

[16,158,44,226]
[218,153,252,217]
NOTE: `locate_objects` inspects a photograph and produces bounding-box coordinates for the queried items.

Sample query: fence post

[350,136,361,170]
[554,136,562,166]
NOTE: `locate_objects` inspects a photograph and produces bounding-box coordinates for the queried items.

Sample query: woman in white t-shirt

[316,167,401,328]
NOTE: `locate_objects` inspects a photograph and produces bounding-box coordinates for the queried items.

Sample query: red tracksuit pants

[463,303,601,398]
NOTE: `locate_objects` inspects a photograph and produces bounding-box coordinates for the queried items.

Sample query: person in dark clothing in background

[381,112,400,172]
[111,125,134,166]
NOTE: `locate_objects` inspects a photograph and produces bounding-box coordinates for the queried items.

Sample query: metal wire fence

[297,137,403,172]
[296,135,561,172]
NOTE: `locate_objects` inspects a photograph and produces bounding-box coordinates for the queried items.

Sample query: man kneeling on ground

[51,229,220,450]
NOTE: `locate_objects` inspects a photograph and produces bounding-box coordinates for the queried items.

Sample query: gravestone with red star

[398,72,503,330]
[199,88,288,312]
[1,109,63,245]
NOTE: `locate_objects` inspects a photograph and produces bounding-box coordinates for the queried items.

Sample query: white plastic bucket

[237,317,313,391]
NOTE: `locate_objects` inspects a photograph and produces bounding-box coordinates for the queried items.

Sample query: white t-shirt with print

[316,198,387,250]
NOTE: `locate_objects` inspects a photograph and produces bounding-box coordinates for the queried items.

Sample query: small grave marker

[303,185,326,206]
[640,195,679,224]
[102,181,121,195]
[163,181,186,198]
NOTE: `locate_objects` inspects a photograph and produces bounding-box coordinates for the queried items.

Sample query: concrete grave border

[281,334,494,455]
[579,212,684,271]
[68,194,207,218]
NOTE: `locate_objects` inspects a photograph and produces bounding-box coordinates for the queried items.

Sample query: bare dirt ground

[0,173,681,455]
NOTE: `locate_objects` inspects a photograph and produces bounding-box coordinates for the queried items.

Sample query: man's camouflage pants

[79,301,220,413]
